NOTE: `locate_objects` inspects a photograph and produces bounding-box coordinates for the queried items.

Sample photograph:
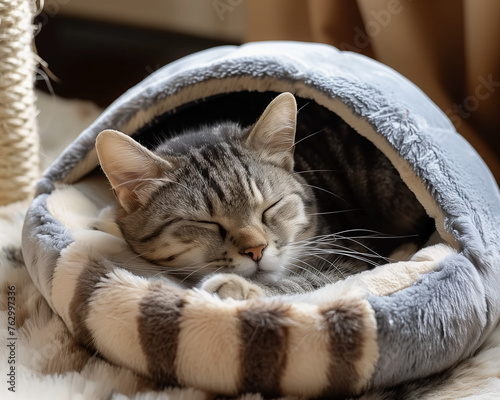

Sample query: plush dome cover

[22,41,500,398]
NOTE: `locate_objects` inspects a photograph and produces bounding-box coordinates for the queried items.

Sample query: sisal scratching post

[0,0,39,205]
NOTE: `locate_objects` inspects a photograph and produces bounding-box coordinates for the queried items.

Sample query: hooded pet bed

[22,41,500,398]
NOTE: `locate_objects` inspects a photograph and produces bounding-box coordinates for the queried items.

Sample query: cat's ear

[96,129,174,212]
[246,92,297,171]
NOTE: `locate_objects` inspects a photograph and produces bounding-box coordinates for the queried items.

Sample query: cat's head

[96,93,317,284]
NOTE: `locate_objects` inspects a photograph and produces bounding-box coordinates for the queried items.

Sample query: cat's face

[96,93,317,284]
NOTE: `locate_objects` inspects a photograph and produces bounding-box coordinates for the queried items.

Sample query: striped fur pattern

[95,93,433,299]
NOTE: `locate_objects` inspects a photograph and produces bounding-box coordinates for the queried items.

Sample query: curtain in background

[246,0,500,181]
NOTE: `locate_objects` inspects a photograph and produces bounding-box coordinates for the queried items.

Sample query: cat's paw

[200,273,263,300]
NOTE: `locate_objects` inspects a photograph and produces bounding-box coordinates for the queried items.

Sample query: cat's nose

[243,244,267,262]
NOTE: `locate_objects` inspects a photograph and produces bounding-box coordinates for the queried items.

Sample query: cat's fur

[96,93,433,299]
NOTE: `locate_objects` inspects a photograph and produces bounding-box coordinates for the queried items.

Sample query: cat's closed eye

[195,220,227,239]
[261,198,282,224]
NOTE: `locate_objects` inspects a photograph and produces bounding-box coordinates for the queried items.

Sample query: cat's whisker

[119,251,185,271]
[299,183,350,205]
[332,228,418,241]
[122,264,203,276]
[308,254,348,279]
[308,209,360,216]
[308,247,384,267]
[120,249,222,278]
[306,247,386,262]
[298,236,382,254]
[179,266,220,285]
[331,251,381,268]
[299,239,389,264]
[285,233,391,271]
[292,228,415,262]
[285,256,316,272]
[286,256,338,283]
[284,232,348,248]
[296,101,310,114]
[280,261,317,281]
[284,239,374,263]
[179,261,222,284]
[296,169,344,174]
[281,261,329,285]
[326,233,390,260]
[290,128,326,150]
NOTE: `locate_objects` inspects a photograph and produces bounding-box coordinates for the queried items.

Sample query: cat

[95,92,434,300]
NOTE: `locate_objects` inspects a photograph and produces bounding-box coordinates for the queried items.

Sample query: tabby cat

[95,93,433,299]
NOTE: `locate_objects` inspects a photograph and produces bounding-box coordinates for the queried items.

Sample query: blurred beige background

[41,0,499,180]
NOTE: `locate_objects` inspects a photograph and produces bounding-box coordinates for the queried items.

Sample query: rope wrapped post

[0,0,39,205]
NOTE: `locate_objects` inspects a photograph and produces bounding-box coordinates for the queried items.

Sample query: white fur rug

[1,92,500,399]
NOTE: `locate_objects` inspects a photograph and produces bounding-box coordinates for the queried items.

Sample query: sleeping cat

[95,92,433,299]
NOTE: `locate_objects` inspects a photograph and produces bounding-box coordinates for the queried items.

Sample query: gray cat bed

[22,42,500,398]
